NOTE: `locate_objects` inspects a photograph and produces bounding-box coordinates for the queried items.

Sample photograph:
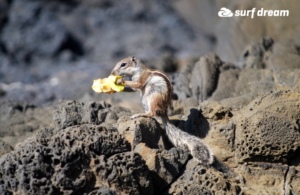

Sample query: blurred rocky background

[1,0,300,194]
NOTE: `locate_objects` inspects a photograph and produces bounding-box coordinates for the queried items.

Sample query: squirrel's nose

[111,70,116,75]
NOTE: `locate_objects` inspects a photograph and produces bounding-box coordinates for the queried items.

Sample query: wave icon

[218,7,233,17]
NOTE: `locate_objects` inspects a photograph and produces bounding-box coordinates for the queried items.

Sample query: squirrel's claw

[130,114,141,119]
[116,78,125,85]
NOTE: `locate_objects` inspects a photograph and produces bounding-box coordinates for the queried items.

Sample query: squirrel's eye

[120,63,126,67]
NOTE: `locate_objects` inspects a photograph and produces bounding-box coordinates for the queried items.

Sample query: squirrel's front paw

[116,78,125,85]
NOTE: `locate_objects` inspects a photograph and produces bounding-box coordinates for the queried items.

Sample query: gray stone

[239,38,273,69]
[209,67,241,101]
[0,139,13,157]
[53,101,130,129]
[92,187,119,195]
[191,53,222,102]
[1,0,69,62]
[172,63,194,99]
[269,40,300,72]
[0,100,54,146]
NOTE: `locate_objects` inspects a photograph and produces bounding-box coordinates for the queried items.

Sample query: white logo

[218,7,289,18]
[218,7,233,17]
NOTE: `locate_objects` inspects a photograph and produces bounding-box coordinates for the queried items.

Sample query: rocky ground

[1,48,300,194]
[1,0,300,194]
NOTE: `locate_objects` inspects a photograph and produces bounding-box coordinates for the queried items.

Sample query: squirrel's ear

[131,56,135,62]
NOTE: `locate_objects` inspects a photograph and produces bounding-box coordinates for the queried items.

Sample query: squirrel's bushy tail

[161,116,213,165]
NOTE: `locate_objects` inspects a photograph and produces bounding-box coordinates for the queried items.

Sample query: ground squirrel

[111,56,213,165]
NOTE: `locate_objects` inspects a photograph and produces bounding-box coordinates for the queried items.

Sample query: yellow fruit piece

[92,75,125,94]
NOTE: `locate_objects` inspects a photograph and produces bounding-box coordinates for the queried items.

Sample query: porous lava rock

[168,160,240,195]
[0,101,193,195]
[0,100,157,195]
[234,90,300,163]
